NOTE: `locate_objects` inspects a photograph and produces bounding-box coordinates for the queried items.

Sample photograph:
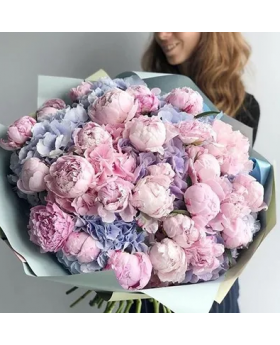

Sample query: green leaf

[195,111,220,119]
[171,209,191,216]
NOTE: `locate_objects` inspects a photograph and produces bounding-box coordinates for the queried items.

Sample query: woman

[131,32,260,313]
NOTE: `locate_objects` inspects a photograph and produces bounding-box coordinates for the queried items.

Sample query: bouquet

[0,70,276,313]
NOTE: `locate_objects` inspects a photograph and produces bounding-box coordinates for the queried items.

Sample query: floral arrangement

[0,75,267,312]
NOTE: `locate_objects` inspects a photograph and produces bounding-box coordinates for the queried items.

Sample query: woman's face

[155,32,201,65]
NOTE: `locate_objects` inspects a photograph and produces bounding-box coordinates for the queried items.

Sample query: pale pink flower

[163,214,201,248]
[233,174,266,212]
[221,217,253,249]
[176,120,216,145]
[203,176,233,202]
[85,144,115,186]
[73,122,112,153]
[123,115,166,154]
[0,116,36,151]
[184,183,220,226]
[136,213,159,234]
[185,236,224,280]
[71,189,98,216]
[126,84,159,115]
[95,178,136,223]
[107,251,152,290]
[131,175,174,223]
[36,99,66,121]
[29,203,74,253]
[165,87,203,115]
[104,123,125,147]
[17,158,49,194]
[147,163,175,180]
[113,151,136,182]
[46,191,75,214]
[186,145,207,160]
[204,120,252,175]
[69,81,92,101]
[220,193,251,220]
[149,238,188,283]
[192,153,221,183]
[62,232,100,263]
[45,155,95,198]
[88,88,137,125]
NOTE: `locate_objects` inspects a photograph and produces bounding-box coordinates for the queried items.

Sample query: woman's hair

[142,33,251,117]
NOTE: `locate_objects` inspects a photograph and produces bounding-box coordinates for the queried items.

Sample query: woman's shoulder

[235,93,260,144]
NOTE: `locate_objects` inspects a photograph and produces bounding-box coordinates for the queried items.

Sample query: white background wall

[0,32,279,312]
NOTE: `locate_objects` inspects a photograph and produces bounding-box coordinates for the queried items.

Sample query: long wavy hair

[142,33,251,117]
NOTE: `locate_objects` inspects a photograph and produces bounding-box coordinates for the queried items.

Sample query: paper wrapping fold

[0,70,276,312]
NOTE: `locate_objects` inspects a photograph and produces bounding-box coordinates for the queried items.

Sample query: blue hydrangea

[18,105,87,163]
[56,250,108,274]
[76,216,148,253]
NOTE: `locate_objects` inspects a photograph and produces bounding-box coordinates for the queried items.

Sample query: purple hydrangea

[162,137,188,178]
[134,152,158,181]
[76,216,148,253]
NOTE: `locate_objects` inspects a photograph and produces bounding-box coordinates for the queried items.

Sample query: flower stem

[153,300,160,313]
[97,298,104,309]
[89,294,101,307]
[104,301,116,313]
[70,290,92,308]
[124,300,134,313]
[162,305,167,313]
[116,301,125,313]
[135,299,142,313]
[66,286,78,295]
[171,210,190,216]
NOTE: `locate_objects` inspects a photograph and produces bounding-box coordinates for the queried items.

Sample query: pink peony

[204,120,252,175]
[88,88,137,125]
[147,163,175,180]
[0,116,36,151]
[203,176,233,202]
[221,217,253,249]
[17,158,49,194]
[233,174,266,212]
[136,213,159,234]
[71,188,98,216]
[45,155,95,198]
[29,203,74,253]
[176,120,216,145]
[126,85,159,115]
[192,153,221,183]
[184,183,220,226]
[85,144,115,185]
[95,178,136,223]
[149,238,188,283]
[220,193,251,220]
[113,151,136,182]
[131,174,174,223]
[165,87,203,115]
[104,123,125,146]
[62,232,100,263]
[185,236,224,280]
[36,98,66,122]
[123,115,166,154]
[107,251,152,290]
[69,81,92,102]
[73,122,112,153]
[163,214,201,248]
[186,145,207,160]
